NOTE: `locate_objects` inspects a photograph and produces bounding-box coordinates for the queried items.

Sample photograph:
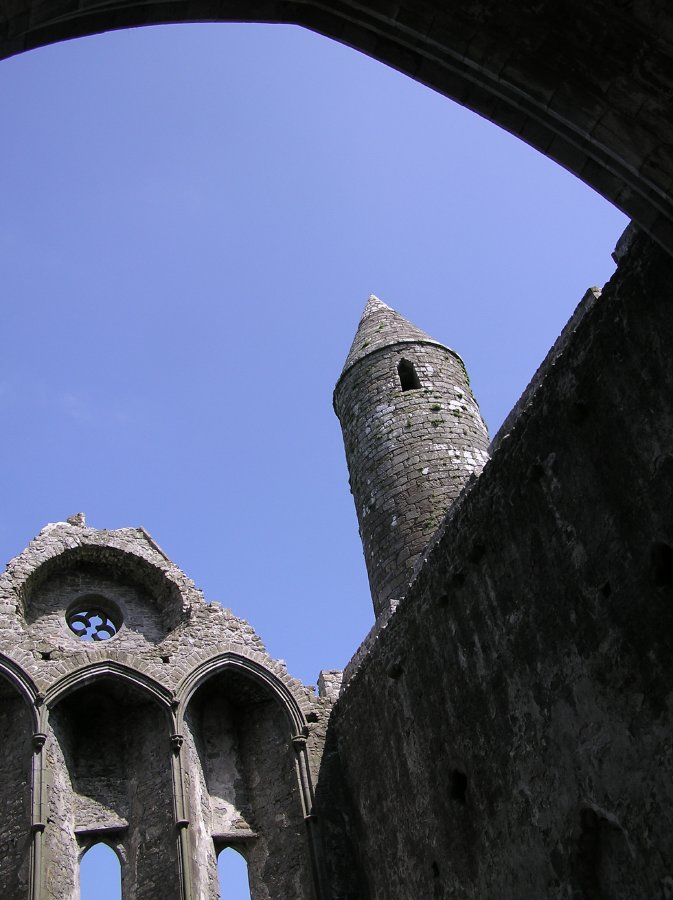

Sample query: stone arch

[177,652,309,735]
[79,840,124,900]
[0,654,39,730]
[44,660,174,715]
[0,3,671,252]
[43,669,179,900]
[78,832,128,865]
[216,844,251,900]
[179,654,316,900]
[18,542,188,635]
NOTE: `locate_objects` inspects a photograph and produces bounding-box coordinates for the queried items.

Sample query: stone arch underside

[18,542,188,634]
[0,1,672,252]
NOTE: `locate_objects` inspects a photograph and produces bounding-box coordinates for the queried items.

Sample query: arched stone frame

[0,3,671,253]
[43,660,175,713]
[214,843,251,900]
[38,664,188,900]
[14,541,192,635]
[176,652,323,900]
[77,838,127,899]
[0,655,39,728]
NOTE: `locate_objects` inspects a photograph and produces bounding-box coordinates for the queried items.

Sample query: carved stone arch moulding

[77,835,128,870]
[175,651,309,737]
[44,660,175,716]
[11,534,196,635]
[0,653,40,731]
[0,2,672,250]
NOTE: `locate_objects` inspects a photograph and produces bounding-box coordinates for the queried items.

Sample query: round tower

[334,295,490,618]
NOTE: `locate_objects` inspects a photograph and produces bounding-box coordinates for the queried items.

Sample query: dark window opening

[398,359,421,391]
[450,769,467,804]
[651,541,673,587]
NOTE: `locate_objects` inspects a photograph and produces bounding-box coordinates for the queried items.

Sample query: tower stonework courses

[333,295,489,618]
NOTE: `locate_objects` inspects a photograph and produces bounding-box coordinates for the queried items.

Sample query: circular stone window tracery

[66,596,123,642]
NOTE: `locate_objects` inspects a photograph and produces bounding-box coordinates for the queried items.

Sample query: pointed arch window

[398,358,421,391]
[217,846,251,899]
[80,842,122,900]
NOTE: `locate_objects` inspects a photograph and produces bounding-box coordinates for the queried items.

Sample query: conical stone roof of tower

[339,294,443,378]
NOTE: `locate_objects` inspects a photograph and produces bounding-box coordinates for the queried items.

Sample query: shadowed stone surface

[320,230,673,899]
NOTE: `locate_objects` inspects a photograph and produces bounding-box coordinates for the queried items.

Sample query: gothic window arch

[217,845,251,899]
[80,842,122,900]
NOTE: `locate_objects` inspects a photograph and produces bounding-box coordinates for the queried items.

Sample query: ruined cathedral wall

[323,232,673,899]
[0,525,329,900]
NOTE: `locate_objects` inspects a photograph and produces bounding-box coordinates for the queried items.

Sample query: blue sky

[0,20,627,686]
[1,21,627,899]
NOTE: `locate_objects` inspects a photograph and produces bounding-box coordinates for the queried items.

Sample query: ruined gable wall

[322,232,673,899]
[0,525,330,900]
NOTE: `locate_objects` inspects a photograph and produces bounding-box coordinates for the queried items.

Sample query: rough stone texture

[322,230,673,899]
[184,671,312,899]
[1,3,673,251]
[0,521,330,899]
[49,680,178,899]
[334,295,489,617]
[0,682,32,899]
[317,670,343,703]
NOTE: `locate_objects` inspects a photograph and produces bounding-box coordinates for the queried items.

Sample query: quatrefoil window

[66,596,122,642]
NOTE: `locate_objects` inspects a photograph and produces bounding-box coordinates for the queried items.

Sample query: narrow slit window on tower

[398,358,421,391]
[80,842,122,900]
[217,846,251,900]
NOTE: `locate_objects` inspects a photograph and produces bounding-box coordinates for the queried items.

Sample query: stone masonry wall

[322,232,673,899]
[0,684,32,898]
[334,340,489,618]
[237,700,313,899]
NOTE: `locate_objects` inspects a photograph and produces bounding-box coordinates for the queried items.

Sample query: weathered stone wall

[334,300,489,617]
[238,699,313,898]
[26,566,169,649]
[45,716,79,899]
[0,681,32,898]
[323,231,673,899]
[123,700,178,900]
